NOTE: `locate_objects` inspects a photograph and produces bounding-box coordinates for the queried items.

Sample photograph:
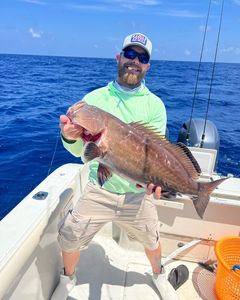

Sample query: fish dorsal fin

[165,142,201,180]
[175,142,201,176]
[129,122,167,141]
[129,122,201,180]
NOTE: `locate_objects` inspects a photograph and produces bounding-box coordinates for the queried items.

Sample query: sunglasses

[122,48,150,64]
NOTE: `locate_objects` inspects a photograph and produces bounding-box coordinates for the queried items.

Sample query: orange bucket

[215,236,240,300]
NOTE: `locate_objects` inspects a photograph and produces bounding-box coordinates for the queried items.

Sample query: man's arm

[60,115,84,157]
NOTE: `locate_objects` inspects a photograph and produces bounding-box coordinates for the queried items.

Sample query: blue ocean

[0,54,239,220]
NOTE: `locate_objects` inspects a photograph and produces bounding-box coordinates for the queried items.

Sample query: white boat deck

[67,225,217,300]
[1,162,239,300]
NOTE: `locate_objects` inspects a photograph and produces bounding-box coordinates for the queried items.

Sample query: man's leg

[144,243,162,274]
[118,192,179,300]
[144,244,179,300]
[63,250,81,276]
[51,182,119,300]
[51,250,78,300]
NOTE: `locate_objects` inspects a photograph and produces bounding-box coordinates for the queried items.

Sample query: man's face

[117,45,150,87]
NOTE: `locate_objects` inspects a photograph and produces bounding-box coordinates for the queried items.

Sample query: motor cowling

[177,119,220,171]
[177,118,219,150]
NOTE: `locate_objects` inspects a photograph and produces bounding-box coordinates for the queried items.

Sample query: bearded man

[51,33,178,300]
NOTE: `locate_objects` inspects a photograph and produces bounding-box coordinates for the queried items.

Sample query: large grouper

[66,102,227,218]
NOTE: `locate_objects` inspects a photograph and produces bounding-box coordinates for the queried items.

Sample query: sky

[0,0,240,63]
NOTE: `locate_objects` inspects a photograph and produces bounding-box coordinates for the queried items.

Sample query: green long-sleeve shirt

[62,81,167,194]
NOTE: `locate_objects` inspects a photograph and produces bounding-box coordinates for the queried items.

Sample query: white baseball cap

[122,33,152,57]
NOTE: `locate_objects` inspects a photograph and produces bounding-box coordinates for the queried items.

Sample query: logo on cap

[131,34,147,46]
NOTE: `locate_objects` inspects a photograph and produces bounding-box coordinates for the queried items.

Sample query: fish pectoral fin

[83,142,101,162]
[97,164,112,186]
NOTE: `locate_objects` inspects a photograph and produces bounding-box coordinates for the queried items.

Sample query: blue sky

[0,0,240,62]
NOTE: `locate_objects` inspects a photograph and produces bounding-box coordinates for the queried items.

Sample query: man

[51,33,178,300]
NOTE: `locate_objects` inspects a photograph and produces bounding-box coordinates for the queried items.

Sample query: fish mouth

[67,111,103,143]
[81,128,102,143]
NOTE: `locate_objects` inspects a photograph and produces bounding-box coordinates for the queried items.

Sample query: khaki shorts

[58,182,160,252]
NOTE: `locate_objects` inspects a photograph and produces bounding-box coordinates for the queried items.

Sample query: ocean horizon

[1,52,240,65]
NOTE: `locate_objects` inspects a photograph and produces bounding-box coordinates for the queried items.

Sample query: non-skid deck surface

[67,234,217,300]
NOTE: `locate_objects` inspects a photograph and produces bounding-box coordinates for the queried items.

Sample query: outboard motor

[177,118,220,170]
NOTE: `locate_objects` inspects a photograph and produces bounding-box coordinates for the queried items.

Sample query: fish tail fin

[194,177,227,218]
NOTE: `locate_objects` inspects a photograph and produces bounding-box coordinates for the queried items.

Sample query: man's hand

[136,183,162,199]
[60,115,83,141]
[146,183,162,199]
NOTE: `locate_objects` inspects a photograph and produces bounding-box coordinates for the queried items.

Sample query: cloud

[212,0,221,5]
[65,0,206,18]
[220,46,240,54]
[29,28,43,38]
[232,0,240,5]
[67,4,122,12]
[156,9,204,18]
[65,1,204,17]
[132,0,160,4]
[20,0,45,4]
[67,0,162,12]
[107,0,161,6]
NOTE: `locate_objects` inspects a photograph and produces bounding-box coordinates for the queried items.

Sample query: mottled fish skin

[67,102,227,218]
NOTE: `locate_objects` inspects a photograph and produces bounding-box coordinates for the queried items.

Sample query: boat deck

[2,163,238,300]
[67,225,217,300]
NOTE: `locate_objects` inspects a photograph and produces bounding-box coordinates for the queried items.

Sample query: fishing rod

[200,0,225,148]
[186,0,212,145]
[47,132,60,176]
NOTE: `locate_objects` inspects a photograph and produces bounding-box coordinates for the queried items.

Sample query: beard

[122,73,139,85]
[118,63,145,86]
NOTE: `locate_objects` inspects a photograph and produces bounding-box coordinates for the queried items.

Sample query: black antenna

[186,0,212,145]
[200,0,225,148]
